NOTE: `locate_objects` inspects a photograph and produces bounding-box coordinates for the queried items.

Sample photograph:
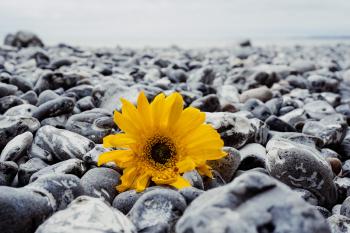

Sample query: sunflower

[98,91,226,192]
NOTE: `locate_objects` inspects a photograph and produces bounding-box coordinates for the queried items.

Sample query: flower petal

[163,92,184,129]
[173,107,205,137]
[113,111,140,137]
[137,91,152,129]
[151,93,165,128]
[121,98,146,133]
[117,167,138,192]
[97,150,134,166]
[169,176,191,189]
[197,164,213,178]
[177,158,196,173]
[135,173,151,192]
[103,134,136,148]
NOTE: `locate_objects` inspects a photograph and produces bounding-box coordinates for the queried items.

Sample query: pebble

[207,146,241,182]
[29,158,87,183]
[81,167,121,204]
[238,143,266,170]
[0,161,18,185]
[65,108,113,143]
[128,189,187,232]
[176,171,331,233]
[266,137,337,208]
[0,131,33,162]
[18,158,48,186]
[0,174,82,233]
[32,97,75,120]
[0,115,40,148]
[33,125,95,161]
[35,196,136,233]
[239,85,273,102]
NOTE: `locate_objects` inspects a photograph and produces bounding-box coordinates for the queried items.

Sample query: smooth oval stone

[0,186,53,233]
[0,161,18,185]
[303,100,336,120]
[240,85,273,102]
[37,90,60,106]
[266,137,337,208]
[81,167,121,204]
[207,146,241,182]
[238,143,266,170]
[266,115,296,132]
[33,125,95,161]
[4,104,38,117]
[0,116,40,148]
[128,189,187,233]
[0,174,82,233]
[0,82,18,98]
[242,98,272,121]
[328,214,350,233]
[205,112,256,148]
[34,72,85,93]
[190,94,220,112]
[65,109,113,143]
[30,158,87,183]
[18,158,48,186]
[112,190,143,215]
[203,170,226,190]
[25,174,84,211]
[176,171,331,233]
[20,90,38,105]
[302,114,347,146]
[66,84,93,99]
[179,187,204,205]
[35,196,136,233]
[27,143,54,162]
[0,95,26,113]
[0,131,33,162]
[183,170,204,190]
[32,97,75,120]
[9,76,33,92]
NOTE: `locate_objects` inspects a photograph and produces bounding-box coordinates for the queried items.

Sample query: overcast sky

[0,0,349,47]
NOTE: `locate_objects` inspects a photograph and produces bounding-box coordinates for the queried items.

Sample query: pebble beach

[1,31,350,233]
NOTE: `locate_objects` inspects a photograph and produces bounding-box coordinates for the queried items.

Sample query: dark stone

[128,189,187,233]
[176,171,331,233]
[29,158,87,183]
[4,30,44,48]
[32,97,75,120]
[81,167,121,204]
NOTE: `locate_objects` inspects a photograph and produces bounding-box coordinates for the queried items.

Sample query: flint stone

[35,196,136,233]
[208,146,241,182]
[0,161,18,186]
[205,112,256,148]
[0,131,33,162]
[32,97,75,120]
[176,171,331,233]
[33,125,95,161]
[266,137,337,208]
[65,108,113,143]
[302,114,347,145]
[128,189,187,233]
[0,83,18,98]
[81,167,121,204]
[4,104,38,117]
[0,116,40,148]
[30,158,87,183]
[328,214,350,233]
[0,174,82,233]
[18,158,48,186]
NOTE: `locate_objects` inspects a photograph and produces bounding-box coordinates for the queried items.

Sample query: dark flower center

[145,135,176,166]
[150,142,172,165]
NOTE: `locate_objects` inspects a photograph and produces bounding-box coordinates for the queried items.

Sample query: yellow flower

[98,92,226,192]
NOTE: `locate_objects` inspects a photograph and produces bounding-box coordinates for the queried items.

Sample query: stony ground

[1,31,350,233]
